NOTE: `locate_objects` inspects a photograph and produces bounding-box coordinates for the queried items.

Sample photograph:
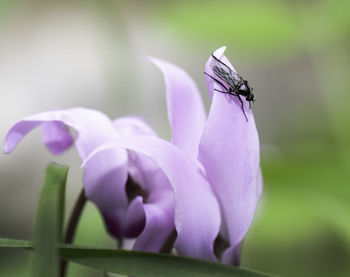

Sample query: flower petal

[124,196,147,237]
[4,108,120,157]
[199,48,261,264]
[83,135,221,261]
[41,121,74,155]
[113,115,174,244]
[146,56,207,159]
[103,196,146,239]
[127,152,175,252]
[133,188,174,253]
[113,116,157,137]
[82,150,128,223]
[4,108,130,238]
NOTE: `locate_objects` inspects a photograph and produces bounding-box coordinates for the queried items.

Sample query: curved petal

[146,56,207,159]
[4,108,120,158]
[113,115,173,244]
[41,121,74,155]
[127,150,160,192]
[133,186,174,253]
[83,135,221,261]
[103,196,146,239]
[83,150,128,218]
[4,108,130,239]
[113,115,157,137]
[199,48,261,264]
[221,242,242,266]
[124,196,147,237]
[127,152,175,253]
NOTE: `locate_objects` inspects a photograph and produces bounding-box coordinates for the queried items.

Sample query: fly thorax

[238,84,250,96]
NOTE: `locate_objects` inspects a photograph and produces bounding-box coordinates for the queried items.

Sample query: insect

[205,53,255,121]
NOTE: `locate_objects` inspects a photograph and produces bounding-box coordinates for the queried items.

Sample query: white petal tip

[213,46,227,57]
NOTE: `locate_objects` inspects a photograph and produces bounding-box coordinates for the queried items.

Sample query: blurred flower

[3,47,261,265]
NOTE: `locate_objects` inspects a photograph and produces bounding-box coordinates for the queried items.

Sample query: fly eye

[247,93,254,101]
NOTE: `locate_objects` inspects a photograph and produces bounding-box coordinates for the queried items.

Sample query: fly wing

[211,68,239,92]
[210,53,241,78]
[210,54,242,88]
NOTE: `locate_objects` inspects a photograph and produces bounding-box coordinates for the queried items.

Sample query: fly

[205,54,255,121]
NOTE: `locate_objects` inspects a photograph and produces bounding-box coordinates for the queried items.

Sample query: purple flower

[3,109,153,240]
[3,46,261,265]
[84,46,262,264]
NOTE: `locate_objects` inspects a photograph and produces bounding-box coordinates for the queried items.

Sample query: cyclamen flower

[85,46,262,264]
[3,46,261,265]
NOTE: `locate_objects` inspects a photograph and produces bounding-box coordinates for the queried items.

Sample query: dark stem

[60,188,87,277]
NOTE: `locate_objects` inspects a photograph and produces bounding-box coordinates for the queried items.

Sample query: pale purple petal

[127,150,160,192]
[146,56,207,159]
[4,108,130,239]
[113,115,157,137]
[124,196,146,237]
[133,187,174,252]
[127,152,175,252]
[199,47,261,264]
[4,120,41,154]
[4,108,120,157]
[103,196,146,239]
[83,135,221,261]
[113,115,174,243]
[83,150,128,218]
[221,242,242,266]
[41,121,74,155]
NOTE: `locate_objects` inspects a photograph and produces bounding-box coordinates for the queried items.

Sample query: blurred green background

[0,0,350,276]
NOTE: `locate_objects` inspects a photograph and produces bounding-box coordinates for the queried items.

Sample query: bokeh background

[1,0,350,276]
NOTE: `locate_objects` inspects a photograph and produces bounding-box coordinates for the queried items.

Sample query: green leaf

[0,239,274,277]
[0,238,33,249]
[59,245,274,277]
[33,163,69,277]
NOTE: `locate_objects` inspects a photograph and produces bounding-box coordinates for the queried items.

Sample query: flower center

[125,175,148,203]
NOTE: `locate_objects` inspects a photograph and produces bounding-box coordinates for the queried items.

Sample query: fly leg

[214,88,229,94]
[234,92,248,122]
[205,71,248,122]
[249,99,256,109]
[204,72,228,91]
[216,88,248,121]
